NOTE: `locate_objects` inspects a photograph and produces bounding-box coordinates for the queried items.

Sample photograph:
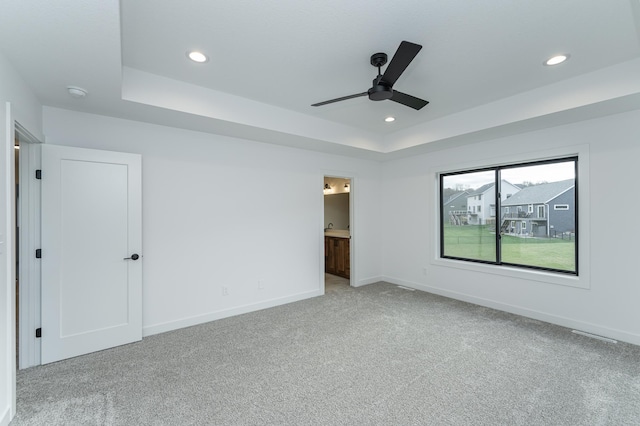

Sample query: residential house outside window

[440,157,577,274]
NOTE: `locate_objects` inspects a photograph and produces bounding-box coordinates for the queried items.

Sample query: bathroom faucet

[327,223,333,229]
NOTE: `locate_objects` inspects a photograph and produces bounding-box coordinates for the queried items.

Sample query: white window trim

[432,144,590,290]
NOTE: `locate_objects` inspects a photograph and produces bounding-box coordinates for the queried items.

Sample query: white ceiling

[1,0,639,159]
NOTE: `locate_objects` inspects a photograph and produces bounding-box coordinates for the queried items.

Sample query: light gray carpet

[11,277,640,425]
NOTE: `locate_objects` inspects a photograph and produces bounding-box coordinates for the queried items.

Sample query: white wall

[381,109,640,345]
[42,107,383,335]
[324,193,349,230]
[0,52,42,426]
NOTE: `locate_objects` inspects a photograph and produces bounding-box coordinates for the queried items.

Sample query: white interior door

[41,145,142,364]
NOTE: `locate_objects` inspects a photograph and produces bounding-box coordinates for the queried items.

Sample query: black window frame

[439,156,578,276]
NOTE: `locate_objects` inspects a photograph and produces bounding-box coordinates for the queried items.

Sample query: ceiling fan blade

[390,90,429,110]
[311,92,368,107]
[380,41,422,87]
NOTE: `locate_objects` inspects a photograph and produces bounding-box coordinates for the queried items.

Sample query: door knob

[124,253,140,260]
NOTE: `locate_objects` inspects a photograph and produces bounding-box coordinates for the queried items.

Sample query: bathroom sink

[324,229,350,238]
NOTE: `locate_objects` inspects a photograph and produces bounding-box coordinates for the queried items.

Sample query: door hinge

[35,249,42,258]
[35,169,42,179]
[35,328,42,338]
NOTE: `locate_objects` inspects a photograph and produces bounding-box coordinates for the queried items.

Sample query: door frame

[321,173,356,291]
[15,123,42,369]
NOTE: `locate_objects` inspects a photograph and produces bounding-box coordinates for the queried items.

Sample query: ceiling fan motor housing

[368,80,393,101]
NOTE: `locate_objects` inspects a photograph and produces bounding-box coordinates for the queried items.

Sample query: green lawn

[442,224,576,272]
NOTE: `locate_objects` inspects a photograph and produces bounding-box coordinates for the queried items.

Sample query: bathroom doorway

[323,176,352,291]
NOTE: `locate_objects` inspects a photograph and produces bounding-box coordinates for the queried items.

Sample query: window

[477,206,481,212]
[440,157,577,274]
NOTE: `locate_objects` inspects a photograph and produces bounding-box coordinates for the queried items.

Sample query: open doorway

[323,176,351,291]
[15,123,42,369]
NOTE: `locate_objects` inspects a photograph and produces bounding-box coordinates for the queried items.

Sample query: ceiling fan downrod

[369,52,392,101]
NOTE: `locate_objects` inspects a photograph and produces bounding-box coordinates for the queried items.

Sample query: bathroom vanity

[324,230,350,279]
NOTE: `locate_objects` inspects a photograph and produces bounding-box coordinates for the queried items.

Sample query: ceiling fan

[311,41,429,111]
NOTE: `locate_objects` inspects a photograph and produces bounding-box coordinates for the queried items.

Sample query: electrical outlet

[258,280,264,290]
[222,286,229,296]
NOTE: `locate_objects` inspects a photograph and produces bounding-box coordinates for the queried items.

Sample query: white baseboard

[143,289,323,337]
[0,406,11,426]
[381,275,640,347]
[355,276,384,287]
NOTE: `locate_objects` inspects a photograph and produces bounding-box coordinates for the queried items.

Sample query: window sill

[431,256,589,289]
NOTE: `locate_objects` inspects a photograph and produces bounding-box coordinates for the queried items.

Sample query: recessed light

[67,86,87,98]
[187,51,208,63]
[385,116,395,122]
[544,54,569,66]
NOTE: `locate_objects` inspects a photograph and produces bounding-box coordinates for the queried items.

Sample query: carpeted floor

[11,277,640,425]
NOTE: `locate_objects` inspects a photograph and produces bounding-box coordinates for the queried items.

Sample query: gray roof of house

[444,191,468,205]
[467,183,493,196]
[467,180,519,197]
[501,179,574,206]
